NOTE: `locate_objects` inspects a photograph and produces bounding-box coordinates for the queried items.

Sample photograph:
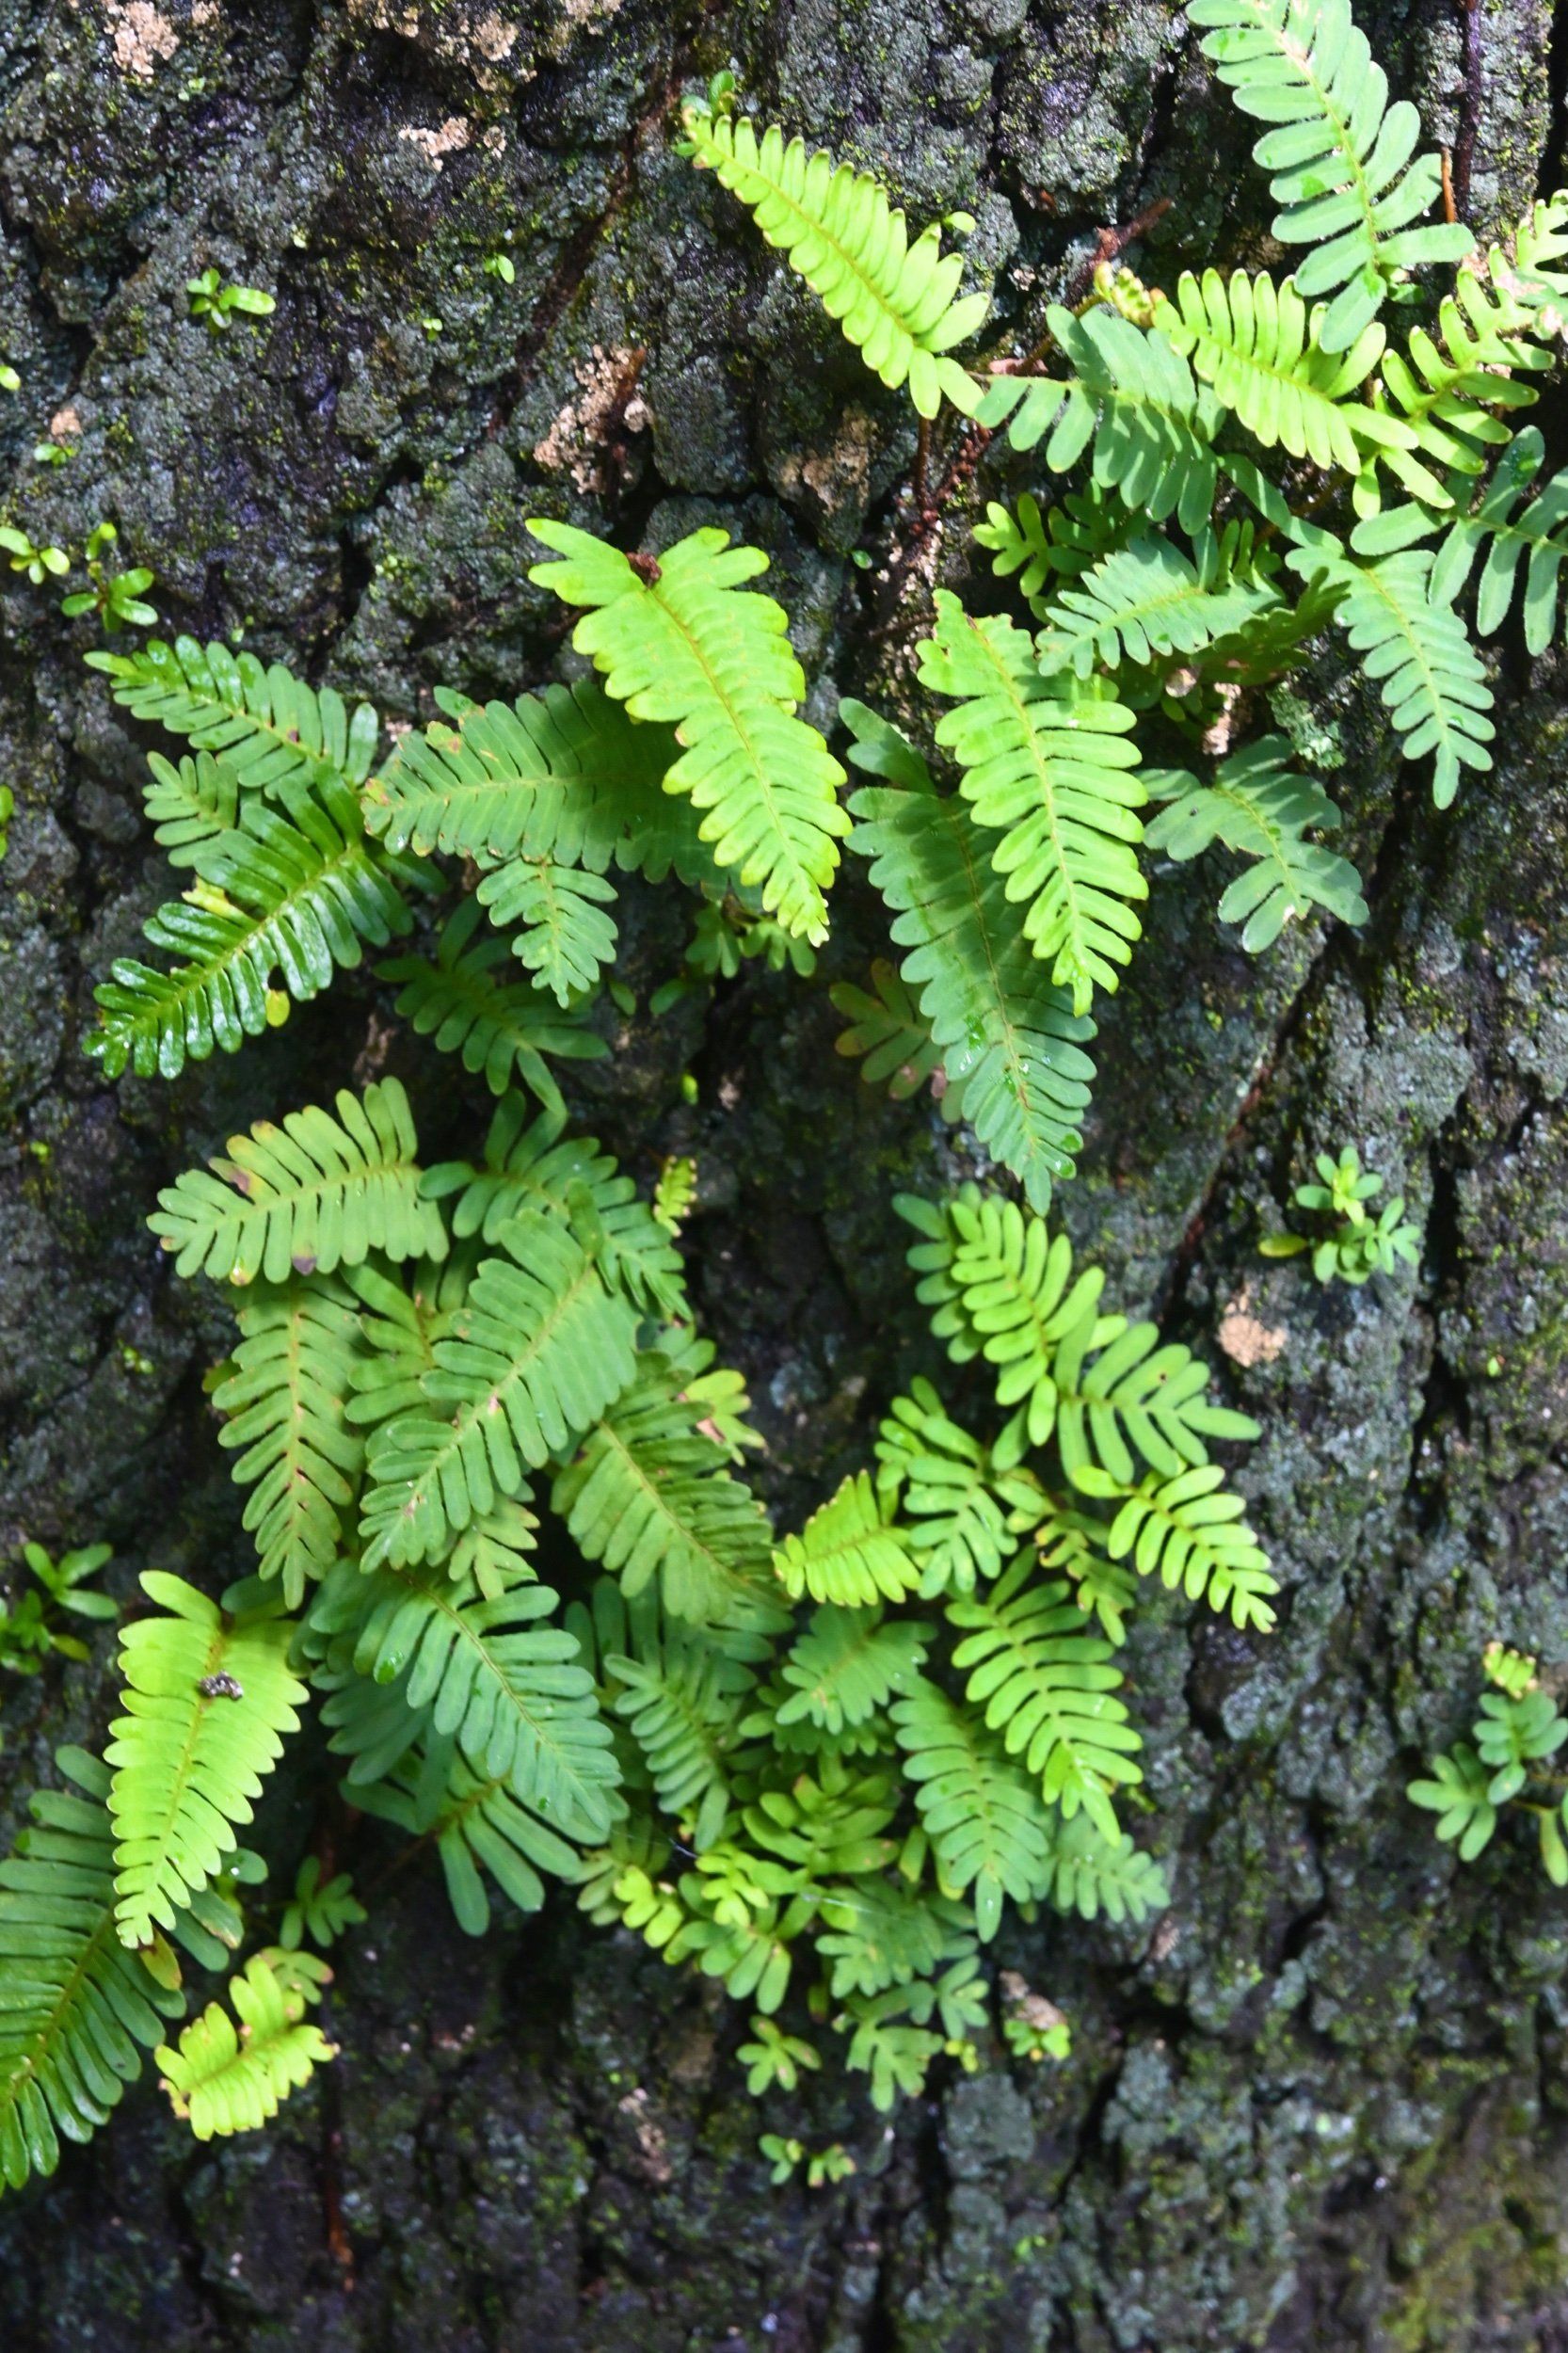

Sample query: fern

[87,635,379,797]
[213,1274,366,1608]
[152,1078,443,1287]
[88,775,416,1080]
[379,897,607,1107]
[774,1472,920,1607]
[973,487,1126,606]
[916,594,1145,1013]
[678,105,987,417]
[552,1349,780,1628]
[892,1683,1054,1939]
[1151,267,1413,473]
[842,700,1098,1209]
[422,1095,687,1319]
[829,958,944,1101]
[777,1608,929,1737]
[156,1950,333,2139]
[359,1211,637,1569]
[1297,544,1495,807]
[106,1574,307,1946]
[141,748,240,865]
[1144,734,1368,949]
[946,1561,1141,1837]
[476,856,620,1004]
[978,307,1220,532]
[1037,1812,1169,1925]
[1033,525,1285,680]
[1187,0,1472,351]
[363,680,685,871]
[841,702,1096,1200]
[875,1378,1045,1595]
[356,1739,587,1932]
[1428,426,1568,653]
[1076,1465,1279,1630]
[608,1616,757,1849]
[319,1563,620,1838]
[528,521,849,942]
[0,1747,184,2190]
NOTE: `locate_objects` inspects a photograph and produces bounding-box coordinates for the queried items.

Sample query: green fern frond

[774,1471,921,1607]
[151,1077,445,1285]
[340,1254,472,1435]
[1144,734,1368,949]
[1428,426,1568,652]
[608,1621,757,1849]
[678,108,987,417]
[88,775,416,1080]
[362,680,686,870]
[213,1274,366,1608]
[552,1349,780,1628]
[528,521,849,943]
[973,487,1127,607]
[87,635,378,797]
[978,307,1220,531]
[916,594,1145,1014]
[379,897,608,1108]
[106,1573,307,1946]
[156,1949,333,2139]
[325,1562,621,1837]
[829,958,944,1101]
[476,857,619,1004]
[815,1880,964,1997]
[777,1607,929,1736]
[892,1683,1053,1939]
[1187,0,1472,352]
[875,1378,1045,1595]
[1151,267,1414,472]
[1037,1812,1169,1924]
[1076,1463,1279,1629]
[356,1737,587,1932]
[843,701,1098,1210]
[421,1094,687,1318]
[360,1211,637,1569]
[1033,525,1285,680]
[0,1747,184,2191]
[946,1560,1140,1836]
[1050,1301,1261,1486]
[1362,265,1551,503]
[142,749,241,865]
[1296,544,1494,807]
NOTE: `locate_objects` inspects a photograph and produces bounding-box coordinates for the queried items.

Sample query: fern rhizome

[3,0,1561,2189]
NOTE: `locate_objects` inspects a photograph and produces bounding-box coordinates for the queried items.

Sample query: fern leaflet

[1144,734,1368,948]
[1034,525,1285,680]
[892,1683,1053,1939]
[87,636,378,797]
[379,896,608,1108]
[774,1472,921,1607]
[156,1950,333,2139]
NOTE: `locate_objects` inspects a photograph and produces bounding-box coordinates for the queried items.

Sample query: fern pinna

[17,0,1566,2194]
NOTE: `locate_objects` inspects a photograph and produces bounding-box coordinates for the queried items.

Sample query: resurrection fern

[40,0,1565,2184]
[1144,735,1368,949]
[156,1950,333,2139]
[677,98,987,417]
[1185,0,1471,350]
[528,521,849,942]
[107,1574,307,1945]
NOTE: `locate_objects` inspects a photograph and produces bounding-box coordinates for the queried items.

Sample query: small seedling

[186,268,277,331]
[279,1855,367,1950]
[0,361,19,392]
[60,521,157,632]
[482,251,516,283]
[1259,1145,1420,1285]
[0,528,69,584]
[0,1540,118,1673]
[32,440,72,469]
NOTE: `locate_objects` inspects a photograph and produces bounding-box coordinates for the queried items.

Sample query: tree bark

[2,0,1568,2345]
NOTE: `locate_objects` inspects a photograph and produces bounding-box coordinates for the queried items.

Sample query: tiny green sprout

[1259,1144,1420,1285]
[280,1855,367,1950]
[0,1540,118,1674]
[653,1154,698,1236]
[1484,1641,1539,1700]
[999,1973,1071,2064]
[59,521,157,632]
[0,527,70,584]
[482,252,516,284]
[738,2016,822,2096]
[186,268,277,331]
[758,2130,803,2184]
[0,784,12,862]
[117,1341,155,1378]
[420,314,444,339]
[1410,1645,1568,1881]
[680,1069,699,1106]
[0,361,19,393]
[32,440,72,469]
[806,2143,856,2188]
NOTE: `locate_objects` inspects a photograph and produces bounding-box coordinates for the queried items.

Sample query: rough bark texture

[2,0,1568,2346]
